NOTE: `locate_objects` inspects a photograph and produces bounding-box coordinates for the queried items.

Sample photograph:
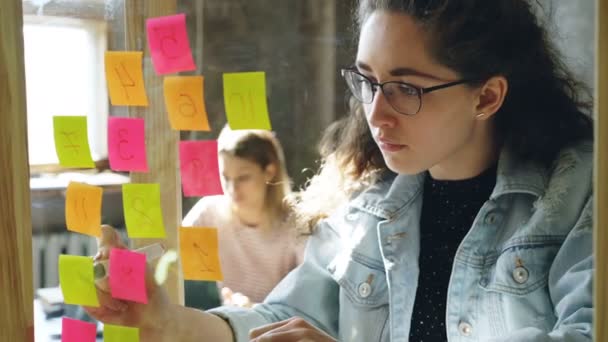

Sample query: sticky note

[53,116,95,168]
[179,227,223,281]
[104,324,140,342]
[179,140,223,197]
[222,72,272,130]
[108,117,148,172]
[122,183,166,238]
[58,255,99,307]
[61,317,97,342]
[65,182,103,237]
[104,51,149,106]
[146,13,196,75]
[109,248,148,304]
[164,76,210,131]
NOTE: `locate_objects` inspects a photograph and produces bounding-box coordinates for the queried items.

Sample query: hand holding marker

[93,242,166,284]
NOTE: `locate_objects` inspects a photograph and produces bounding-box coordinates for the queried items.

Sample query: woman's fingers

[97,225,127,254]
[96,285,128,312]
[250,328,310,342]
[221,287,234,305]
[249,318,299,339]
[232,292,252,308]
[249,318,336,342]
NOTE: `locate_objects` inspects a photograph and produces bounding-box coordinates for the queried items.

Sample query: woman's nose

[366,89,398,129]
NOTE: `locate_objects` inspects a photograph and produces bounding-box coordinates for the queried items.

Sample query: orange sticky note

[222,71,272,130]
[122,183,166,238]
[179,227,223,281]
[105,51,149,106]
[53,116,95,168]
[65,181,102,237]
[58,255,99,307]
[164,76,211,131]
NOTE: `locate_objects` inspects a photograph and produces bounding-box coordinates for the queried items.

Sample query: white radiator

[32,231,127,289]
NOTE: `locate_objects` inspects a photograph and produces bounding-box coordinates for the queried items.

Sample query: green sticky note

[122,183,166,238]
[53,116,95,168]
[104,324,140,342]
[222,71,272,130]
[58,255,99,307]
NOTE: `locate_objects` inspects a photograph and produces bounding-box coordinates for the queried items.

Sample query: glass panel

[22,1,596,341]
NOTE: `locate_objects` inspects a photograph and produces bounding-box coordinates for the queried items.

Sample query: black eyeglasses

[341,68,475,115]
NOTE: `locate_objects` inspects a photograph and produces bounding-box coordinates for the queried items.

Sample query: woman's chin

[384,158,426,175]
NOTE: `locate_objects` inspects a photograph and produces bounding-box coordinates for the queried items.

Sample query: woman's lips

[377,138,407,152]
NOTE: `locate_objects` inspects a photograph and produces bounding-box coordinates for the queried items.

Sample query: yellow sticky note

[122,183,166,238]
[164,76,211,131]
[65,182,103,237]
[179,227,223,281]
[222,71,272,130]
[104,324,140,342]
[53,116,95,168]
[58,255,99,307]
[105,51,149,106]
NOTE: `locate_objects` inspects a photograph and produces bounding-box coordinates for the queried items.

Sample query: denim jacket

[210,141,594,342]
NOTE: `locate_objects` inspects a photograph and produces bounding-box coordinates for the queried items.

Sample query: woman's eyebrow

[355,61,444,81]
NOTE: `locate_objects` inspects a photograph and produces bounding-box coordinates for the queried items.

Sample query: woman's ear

[264,163,277,183]
[474,75,508,120]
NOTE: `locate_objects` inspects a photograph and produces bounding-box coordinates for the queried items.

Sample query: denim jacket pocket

[480,239,561,296]
[328,252,389,308]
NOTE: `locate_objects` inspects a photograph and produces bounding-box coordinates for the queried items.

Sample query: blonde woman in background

[182,125,305,307]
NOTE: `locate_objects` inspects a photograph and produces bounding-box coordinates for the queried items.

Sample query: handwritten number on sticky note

[192,242,215,273]
[118,129,134,160]
[72,196,87,223]
[61,131,81,155]
[230,91,256,123]
[178,93,197,117]
[154,27,179,59]
[132,196,154,230]
[189,158,204,182]
[115,62,136,100]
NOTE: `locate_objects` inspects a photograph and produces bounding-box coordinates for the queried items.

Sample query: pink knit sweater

[182,195,305,303]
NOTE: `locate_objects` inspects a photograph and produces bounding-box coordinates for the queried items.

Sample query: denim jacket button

[485,213,497,224]
[458,321,473,336]
[513,266,529,284]
[357,282,372,298]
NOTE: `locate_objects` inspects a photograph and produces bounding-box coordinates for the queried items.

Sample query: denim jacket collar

[350,146,549,220]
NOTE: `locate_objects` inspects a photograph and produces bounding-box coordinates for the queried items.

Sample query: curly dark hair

[338,0,593,180]
[291,0,594,233]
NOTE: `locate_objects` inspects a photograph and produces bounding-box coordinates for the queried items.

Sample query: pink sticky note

[146,13,196,75]
[62,317,97,342]
[109,248,148,304]
[108,117,148,172]
[179,140,223,197]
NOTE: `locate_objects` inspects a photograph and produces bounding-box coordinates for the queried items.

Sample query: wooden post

[123,0,184,305]
[595,0,608,339]
[0,0,34,341]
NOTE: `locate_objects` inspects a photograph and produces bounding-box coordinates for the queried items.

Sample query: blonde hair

[217,125,292,223]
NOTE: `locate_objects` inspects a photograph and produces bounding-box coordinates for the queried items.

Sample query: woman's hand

[83,225,172,334]
[221,287,253,308]
[249,317,337,342]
